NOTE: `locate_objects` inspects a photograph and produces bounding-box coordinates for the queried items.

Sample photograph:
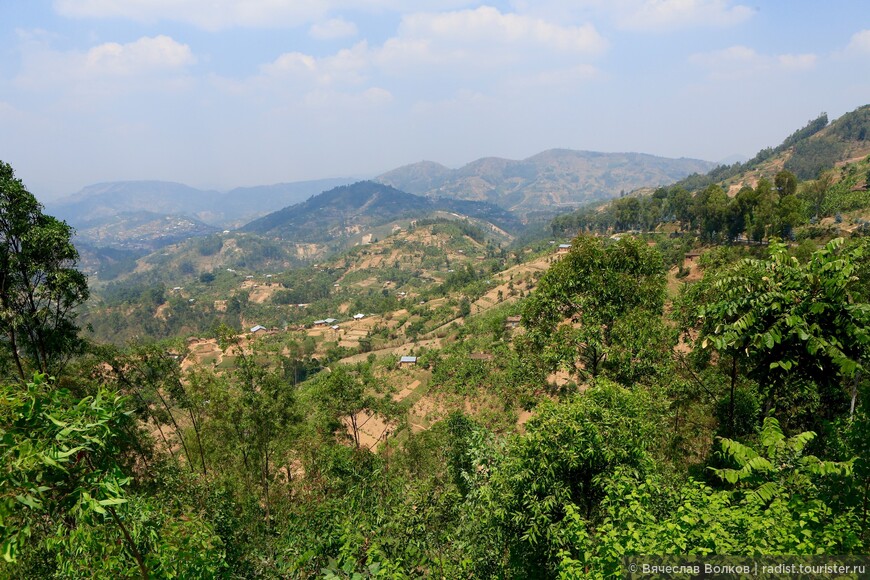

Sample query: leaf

[44,413,67,428]
[2,538,16,563]
[14,494,42,509]
[97,497,127,507]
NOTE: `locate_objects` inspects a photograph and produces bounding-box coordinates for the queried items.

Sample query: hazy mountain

[71,211,219,252]
[242,180,523,242]
[49,181,217,226]
[46,177,355,250]
[47,177,354,230]
[376,149,716,212]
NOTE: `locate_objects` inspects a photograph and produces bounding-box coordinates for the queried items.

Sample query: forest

[4,152,870,579]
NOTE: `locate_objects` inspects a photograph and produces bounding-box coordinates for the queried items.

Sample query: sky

[1,1,869,200]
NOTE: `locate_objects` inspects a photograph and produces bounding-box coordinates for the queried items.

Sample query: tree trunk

[107,505,149,580]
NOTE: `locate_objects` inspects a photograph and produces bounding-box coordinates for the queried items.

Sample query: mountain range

[375,149,716,211]
[47,148,717,250]
[48,177,354,227]
[242,180,523,242]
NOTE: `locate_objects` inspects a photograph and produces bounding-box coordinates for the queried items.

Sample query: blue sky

[1,1,869,199]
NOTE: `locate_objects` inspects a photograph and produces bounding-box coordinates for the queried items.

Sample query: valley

[4,105,870,578]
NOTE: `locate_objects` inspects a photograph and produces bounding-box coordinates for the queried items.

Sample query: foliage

[0,161,89,380]
[557,467,863,578]
[471,381,665,576]
[688,238,870,433]
[784,137,847,181]
[522,235,666,381]
[710,417,853,499]
[0,374,134,566]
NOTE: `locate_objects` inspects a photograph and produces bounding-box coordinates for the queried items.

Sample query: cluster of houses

[246,313,370,336]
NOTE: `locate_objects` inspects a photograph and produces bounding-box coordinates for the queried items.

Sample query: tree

[521,236,666,382]
[477,381,664,576]
[0,374,146,575]
[800,169,835,218]
[694,184,729,241]
[669,187,695,230]
[1,374,228,578]
[774,169,798,198]
[729,185,758,240]
[750,178,777,242]
[0,162,89,380]
[314,364,382,449]
[690,239,870,432]
[774,194,806,239]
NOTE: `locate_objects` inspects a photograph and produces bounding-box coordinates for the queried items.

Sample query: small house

[399,356,417,366]
[353,313,365,320]
[685,251,703,263]
[324,318,338,324]
[250,325,266,333]
[505,315,522,328]
[330,324,340,330]
[556,243,571,254]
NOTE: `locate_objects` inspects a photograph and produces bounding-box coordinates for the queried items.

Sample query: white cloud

[620,0,753,31]
[690,45,816,81]
[310,18,358,40]
[53,0,479,31]
[260,42,370,86]
[508,0,754,30]
[845,29,870,55]
[83,35,196,75]
[777,53,817,71]
[375,6,606,75]
[15,35,195,91]
[0,101,18,116]
[248,6,605,91]
[54,0,329,31]
[398,6,606,53]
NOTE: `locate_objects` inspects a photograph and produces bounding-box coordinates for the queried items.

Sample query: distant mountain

[46,177,354,250]
[242,181,523,242]
[48,177,354,229]
[50,181,217,226]
[376,149,716,212]
[71,211,218,252]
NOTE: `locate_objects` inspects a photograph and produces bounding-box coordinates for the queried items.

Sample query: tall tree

[774,169,798,198]
[521,236,666,382]
[0,161,88,380]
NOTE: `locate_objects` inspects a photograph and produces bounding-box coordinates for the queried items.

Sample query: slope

[376,148,716,212]
[240,181,524,243]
